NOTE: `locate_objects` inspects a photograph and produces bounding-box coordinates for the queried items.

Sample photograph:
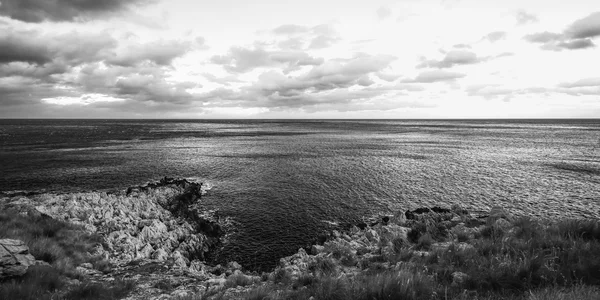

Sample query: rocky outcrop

[0,239,36,278]
[1,178,228,268]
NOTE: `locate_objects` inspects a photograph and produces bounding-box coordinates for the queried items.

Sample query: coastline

[1,178,600,299]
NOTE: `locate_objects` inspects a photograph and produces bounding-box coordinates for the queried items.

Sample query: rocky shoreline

[2,178,599,299]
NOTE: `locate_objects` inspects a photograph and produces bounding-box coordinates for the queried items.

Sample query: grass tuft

[63,279,136,300]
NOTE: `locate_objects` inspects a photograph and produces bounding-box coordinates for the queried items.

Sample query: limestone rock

[172,251,189,269]
[138,243,154,259]
[152,248,169,261]
[278,248,313,280]
[431,242,474,253]
[189,260,208,276]
[227,261,242,271]
[365,229,380,243]
[311,245,325,255]
[451,271,469,287]
[139,220,168,246]
[0,239,36,278]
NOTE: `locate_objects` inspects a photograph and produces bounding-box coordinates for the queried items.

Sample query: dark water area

[1,119,600,270]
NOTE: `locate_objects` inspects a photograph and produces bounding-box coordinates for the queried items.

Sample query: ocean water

[1,119,600,270]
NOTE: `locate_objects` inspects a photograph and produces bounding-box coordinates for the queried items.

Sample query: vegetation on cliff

[1,179,600,300]
[195,206,600,300]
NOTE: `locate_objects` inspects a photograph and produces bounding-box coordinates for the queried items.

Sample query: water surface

[1,119,599,270]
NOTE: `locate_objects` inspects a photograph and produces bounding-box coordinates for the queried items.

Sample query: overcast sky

[0,0,599,118]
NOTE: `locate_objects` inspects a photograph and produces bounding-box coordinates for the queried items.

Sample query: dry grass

[0,209,105,275]
[237,215,600,300]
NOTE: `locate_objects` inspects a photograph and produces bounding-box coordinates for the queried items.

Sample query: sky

[0,0,599,118]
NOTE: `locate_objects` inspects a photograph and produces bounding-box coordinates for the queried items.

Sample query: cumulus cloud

[202,73,243,86]
[565,12,600,39]
[516,10,538,25]
[376,6,392,20]
[524,12,600,51]
[524,31,562,43]
[270,24,340,51]
[484,31,506,42]
[467,84,551,100]
[402,70,465,83]
[559,77,600,88]
[210,46,324,73]
[0,22,202,113]
[196,53,410,112]
[106,40,193,67]
[272,24,309,35]
[69,62,202,105]
[0,75,75,106]
[249,54,396,97]
[556,77,600,96]
[0,28,116,66]
[466,84,517,100]
[0,0,155,22]
[418,50,483,68]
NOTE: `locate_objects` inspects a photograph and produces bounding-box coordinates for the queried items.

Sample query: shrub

[417,233,433,250]
[528,285,600,300]
[224,273,255,288]
[153,279,174,291]
[293,274,317,289]
[354,270,434,300]
[0,265,64,300]
[391,236,405,253]
[304,277,349,300]
[63,279,136,300]
[556,219,600,241]
[308,256,337,276]
[0,209,103,275]
[272,267,291,284]
[244,285,276,300]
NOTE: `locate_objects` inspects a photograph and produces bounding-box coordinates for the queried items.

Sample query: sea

[1,119,599,270]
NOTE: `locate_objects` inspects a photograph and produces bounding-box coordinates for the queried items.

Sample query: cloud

[0,34,53,65]
[516,11,538,25]
[197,53,406,111]
[202,73,243,86]
[0,0,155,23]
[210,46,324,73]
[0,23,202,112]
[114,73,199,104]
[0,28,116,67]
[524,12,600,51]
[272,24,310,35]
[559,77,600,88]
[565,12,600,39]
[402,70,465,83]
[376,6,392,20]
[418,50,483,68]
[484,31,506,42]
[556,77,600,96]
[0,26,117,67]
[309,35,339,49]
[554,39,595,50]
[0,75,75,106]
[72,63,201,105]
[524,31,562,43]
[466,84,552,100]
[452,44,471,49]
[270,24,340,51]
[106,40,193,67]
[466,84,517,100]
